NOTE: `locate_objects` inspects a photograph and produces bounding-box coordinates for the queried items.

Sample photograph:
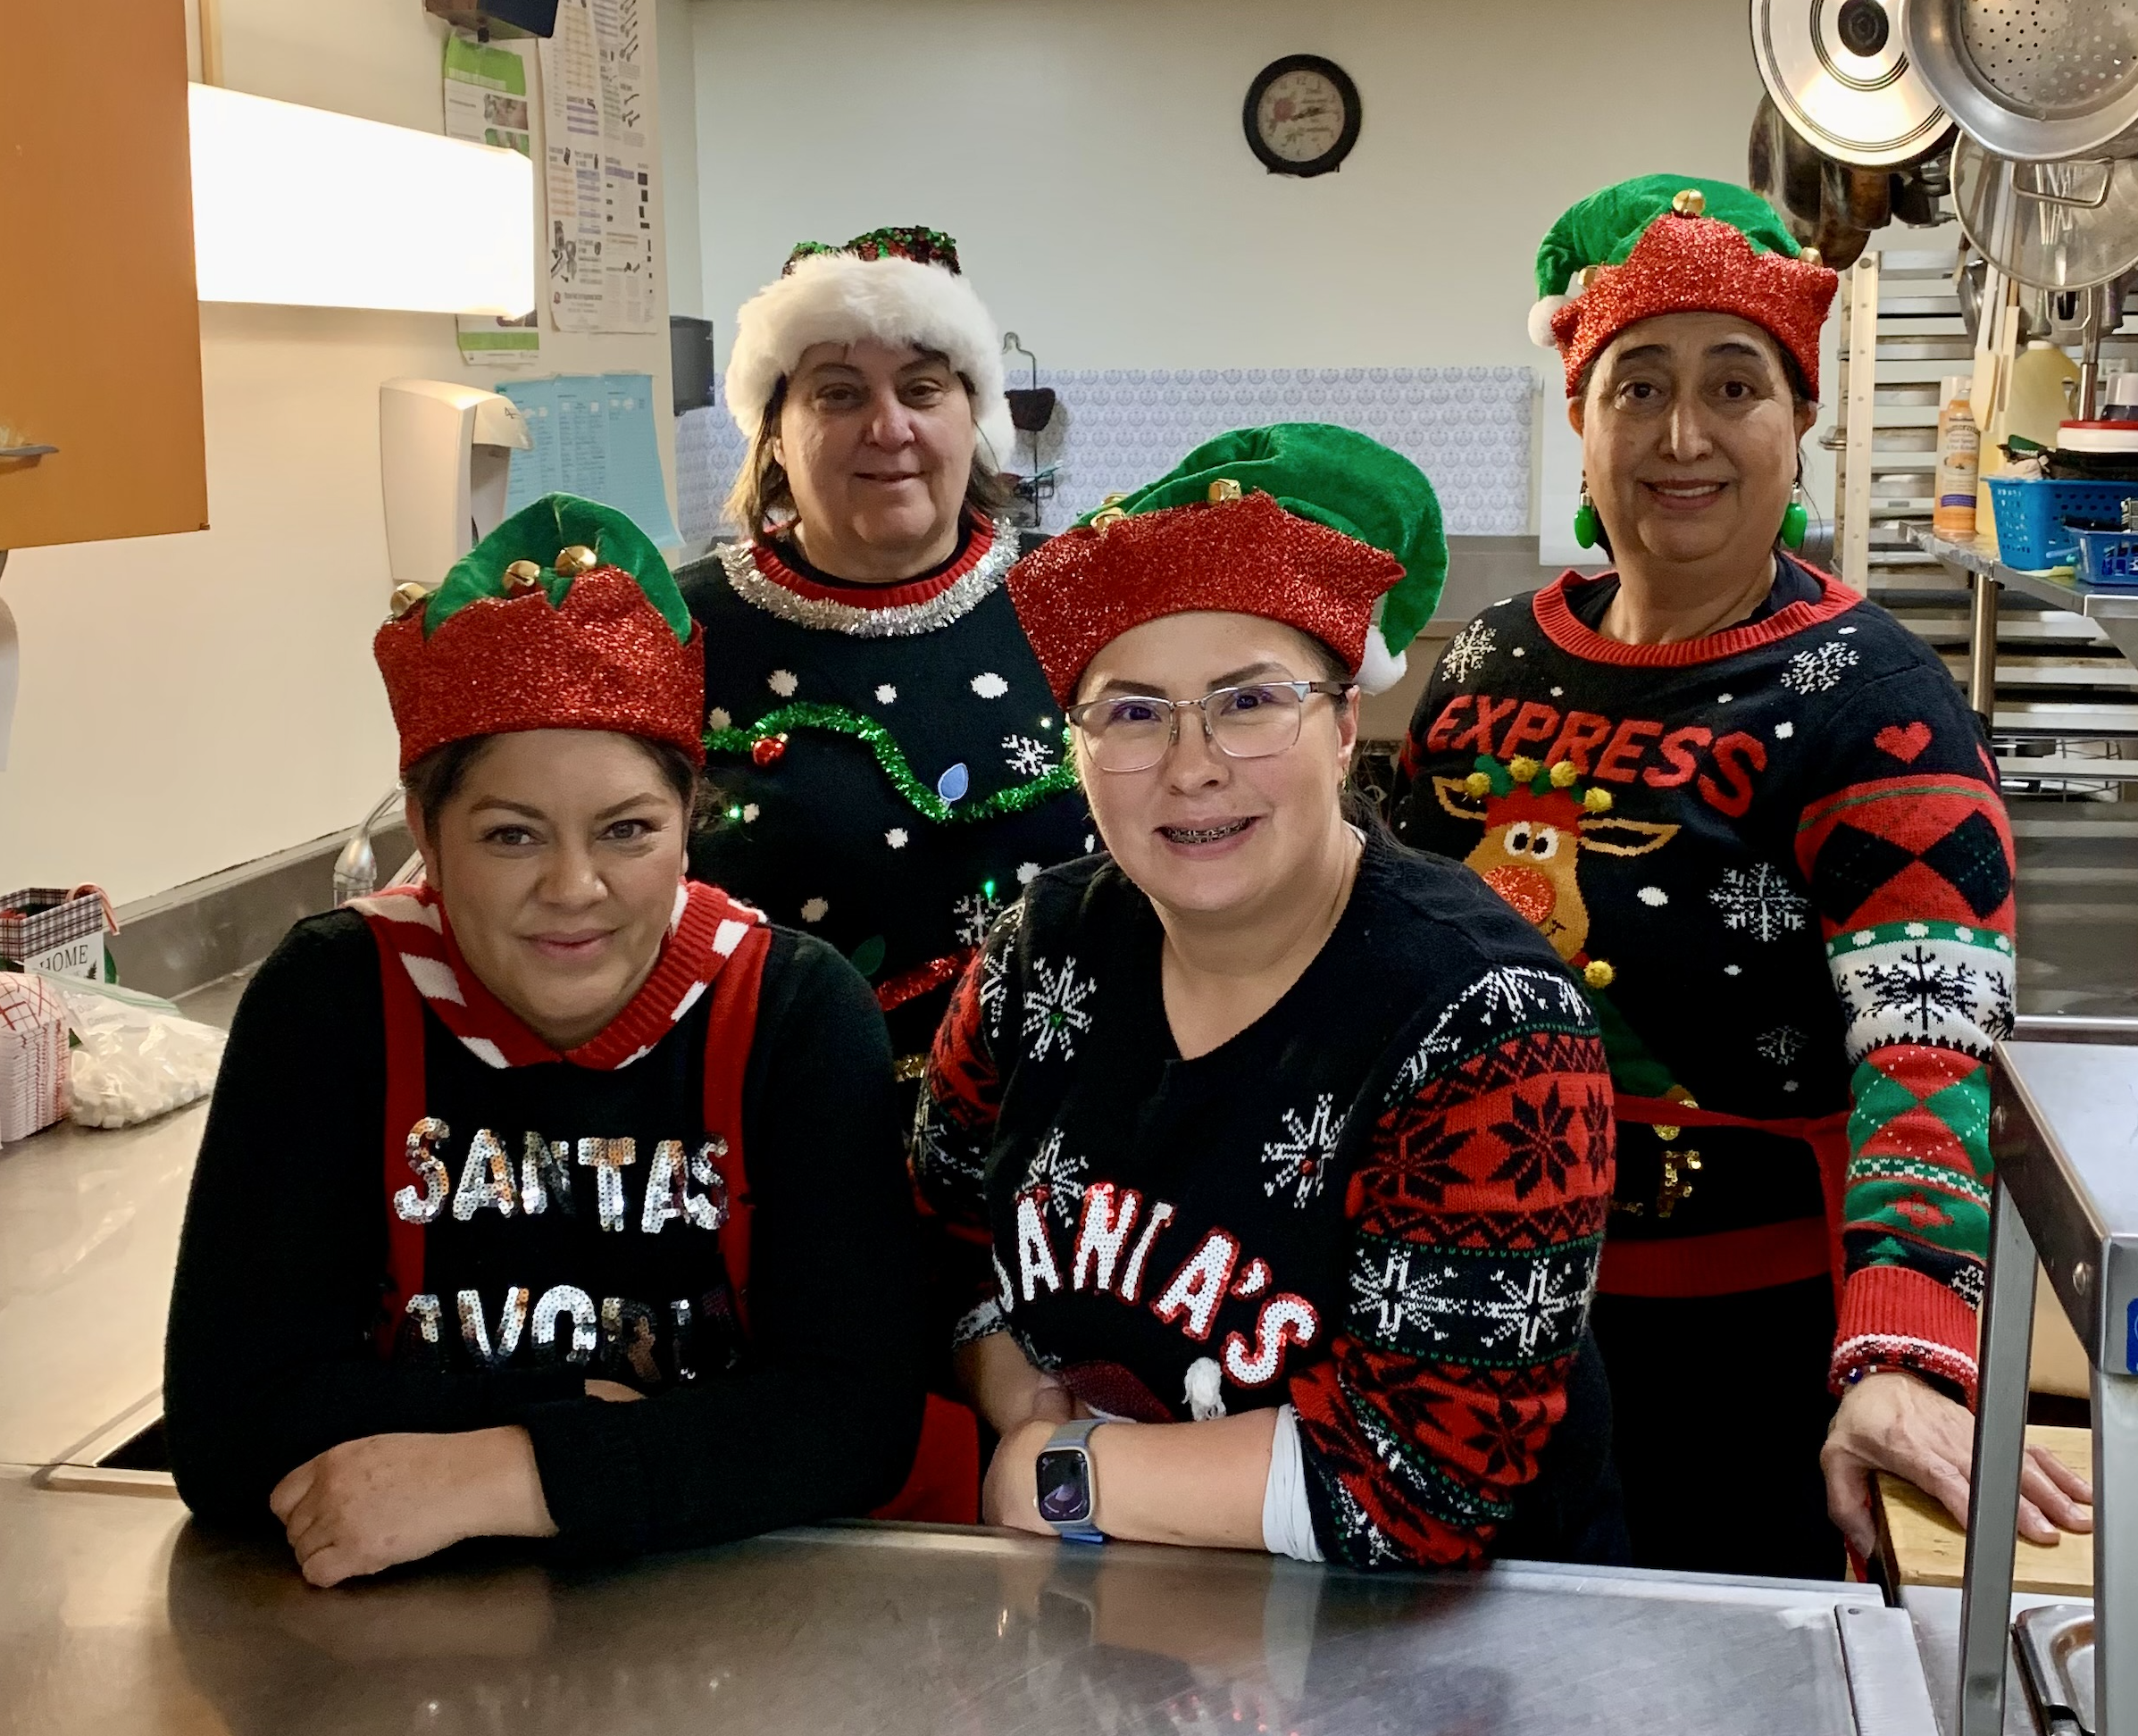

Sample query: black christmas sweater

[676,511,1092,1059]
[164,911,925,1557]
[1392,560,2017,1401]
[913,833,1618,1569]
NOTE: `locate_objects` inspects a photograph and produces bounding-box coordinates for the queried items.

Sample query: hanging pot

[1751,0,1954,167]
[1749,95,1876,267]
[1953,135,2138,290]
[1906,0,2138,162]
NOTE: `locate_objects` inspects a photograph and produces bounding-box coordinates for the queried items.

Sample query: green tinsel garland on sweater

[705,701,1077,824]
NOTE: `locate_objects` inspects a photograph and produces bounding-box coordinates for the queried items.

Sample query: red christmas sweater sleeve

[911,909,1014,1346]
[1791,662,2016,1400]
[1289,967,1615,1568]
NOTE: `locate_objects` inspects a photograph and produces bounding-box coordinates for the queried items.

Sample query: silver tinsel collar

[718,517,1018,638]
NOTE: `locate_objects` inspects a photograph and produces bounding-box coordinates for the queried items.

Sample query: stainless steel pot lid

[1954,134,2138,288]
[1908,0,2138,161]
[1751,0,1952,167]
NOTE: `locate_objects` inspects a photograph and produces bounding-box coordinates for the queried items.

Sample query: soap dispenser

[379,379,532,590]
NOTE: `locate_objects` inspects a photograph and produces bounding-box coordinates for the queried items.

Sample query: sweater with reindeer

[1393,561,2016,1401]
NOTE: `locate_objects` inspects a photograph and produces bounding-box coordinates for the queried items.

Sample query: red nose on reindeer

[1482,863,1557,925]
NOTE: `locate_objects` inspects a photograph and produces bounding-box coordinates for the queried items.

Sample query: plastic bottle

[1933,375,1980,539]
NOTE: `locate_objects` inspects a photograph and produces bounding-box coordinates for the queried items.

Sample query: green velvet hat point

[1533,173,1803,301]
[422,494,689,640]
[1076,422,1447,664]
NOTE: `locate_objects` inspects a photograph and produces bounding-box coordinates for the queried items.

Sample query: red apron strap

[374,930,431,1355]
[702,922,773,1337]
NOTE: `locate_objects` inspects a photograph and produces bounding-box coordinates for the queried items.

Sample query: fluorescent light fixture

[189,83,534,315]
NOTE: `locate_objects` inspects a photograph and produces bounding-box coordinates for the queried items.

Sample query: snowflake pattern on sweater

[1395,563,2015,1400]
[912,841,1616,1570]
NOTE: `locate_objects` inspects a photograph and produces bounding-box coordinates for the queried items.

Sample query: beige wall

[0,0,678,907]
[689,0,1766,372]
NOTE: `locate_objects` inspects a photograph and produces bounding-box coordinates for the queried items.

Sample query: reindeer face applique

[1433,755,1678,988]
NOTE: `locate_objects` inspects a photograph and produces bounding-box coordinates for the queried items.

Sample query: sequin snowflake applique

[1780,639,1860,695]
[1002,733,1058,778]
[1023,1128,1088,1227]
[1756,1025,1807,1065]
[1708,862,1810,943]
[1022,955,1095,1061]
[1263,1093,1343,1207]
[1439,621,1496,682]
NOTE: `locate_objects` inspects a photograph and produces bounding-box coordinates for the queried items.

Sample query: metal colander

[1908,0,2138,158]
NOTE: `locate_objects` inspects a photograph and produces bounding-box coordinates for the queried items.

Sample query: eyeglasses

[1065,680,1355,775]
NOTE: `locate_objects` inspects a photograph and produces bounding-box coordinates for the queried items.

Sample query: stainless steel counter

[0,1468,1942,1735]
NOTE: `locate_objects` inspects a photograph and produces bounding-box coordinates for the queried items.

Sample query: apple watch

[1033,1417,1107,1544]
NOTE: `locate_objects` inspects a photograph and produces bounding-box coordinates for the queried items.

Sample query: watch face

[1256,67,1346,164]
[1035,1448,1093,1526]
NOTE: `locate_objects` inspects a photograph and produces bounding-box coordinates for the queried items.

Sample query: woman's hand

[981,1417,1057,1534]
[268,1427,557,1589]
[1820,1371,2093,1558]
[955,1331,1074,1437]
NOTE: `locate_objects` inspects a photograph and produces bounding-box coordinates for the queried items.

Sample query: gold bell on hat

[502,559,546,595]
[554,544,598,578]
[1671,188,1706,218]
[1090,506,1128,532]
[1800,246,1824,268]
[1207,478,1243,505]
[388,582,432,622]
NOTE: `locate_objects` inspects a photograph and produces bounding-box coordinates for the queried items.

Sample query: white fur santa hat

[725,226,1015,465]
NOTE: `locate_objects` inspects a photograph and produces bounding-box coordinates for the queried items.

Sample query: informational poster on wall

[497,372,680,548]
[539,0,657,335]
[443,33,541,365]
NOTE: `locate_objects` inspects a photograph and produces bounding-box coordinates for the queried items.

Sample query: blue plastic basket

[1983,476,2138,569]
[2074,528,2138,586]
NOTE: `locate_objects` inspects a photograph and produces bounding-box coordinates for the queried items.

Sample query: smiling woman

[676,229,1088,1071]
[163,495,956,1589]
[1395,177,2090,1580]
[913,424,1628,1572]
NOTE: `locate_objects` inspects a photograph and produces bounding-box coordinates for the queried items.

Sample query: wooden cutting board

[1875,1425,2093,1594]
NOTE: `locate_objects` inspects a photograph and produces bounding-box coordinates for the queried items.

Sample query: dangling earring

[1781,480,1808,549]
[1574,479,1600,550]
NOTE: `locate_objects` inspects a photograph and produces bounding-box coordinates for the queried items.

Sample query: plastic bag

[47,973,228,1129]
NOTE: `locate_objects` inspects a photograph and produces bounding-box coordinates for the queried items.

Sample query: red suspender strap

[374,930,431,1355]
[701,921,773,1337]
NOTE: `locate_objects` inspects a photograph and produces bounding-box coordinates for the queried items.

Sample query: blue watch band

[1036,1417,1108,1544]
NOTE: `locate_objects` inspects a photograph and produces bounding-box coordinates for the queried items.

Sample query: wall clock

[1243,55,1360,178]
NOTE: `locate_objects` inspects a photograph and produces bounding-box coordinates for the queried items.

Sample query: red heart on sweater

[1875,722,1933,764]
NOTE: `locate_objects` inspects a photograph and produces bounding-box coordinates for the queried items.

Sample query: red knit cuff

[1830,1264,1980,1406]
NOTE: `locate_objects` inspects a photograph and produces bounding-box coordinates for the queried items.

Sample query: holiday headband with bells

[1006,422,1446,705]
[1529,174,1839,399]
[724,224,1015,463]
[374,493,705,775]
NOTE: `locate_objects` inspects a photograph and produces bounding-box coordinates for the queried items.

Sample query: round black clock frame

[1242,54,1361,179]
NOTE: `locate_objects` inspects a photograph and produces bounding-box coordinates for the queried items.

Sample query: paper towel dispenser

[379,379,532,590]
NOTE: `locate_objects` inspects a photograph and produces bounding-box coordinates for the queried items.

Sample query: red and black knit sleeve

[1289,962,1614,1569]
[911,905,1018,1345]
[1791,658,2016,1401]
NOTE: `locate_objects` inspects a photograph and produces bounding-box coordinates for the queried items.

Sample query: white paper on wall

[592,0,657,333]
[443,32,540,365]
[540,0,606,332]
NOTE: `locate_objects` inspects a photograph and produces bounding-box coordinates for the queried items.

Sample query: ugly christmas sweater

[676,512,1091,1061]
[163,894,926,1557]
[913,833,1622,1570]
[1393,559,2016,1400]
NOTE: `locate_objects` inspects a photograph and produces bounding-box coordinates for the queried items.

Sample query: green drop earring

[1781,483,1808,549]
[1574,480,1600,550]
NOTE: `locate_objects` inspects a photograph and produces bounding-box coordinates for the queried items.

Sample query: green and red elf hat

[1530,174,1839,399]
[1006,422,1445,703]
[373,493,704,774]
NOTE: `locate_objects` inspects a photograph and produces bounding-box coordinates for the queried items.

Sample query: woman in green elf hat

[914,423,1627,1570]
[676,227,1089,1080]
[164,495,968,1588]
[1395,176,2091,1577]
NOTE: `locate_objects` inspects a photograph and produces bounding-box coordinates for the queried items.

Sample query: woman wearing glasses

[913,425,1626,1569]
